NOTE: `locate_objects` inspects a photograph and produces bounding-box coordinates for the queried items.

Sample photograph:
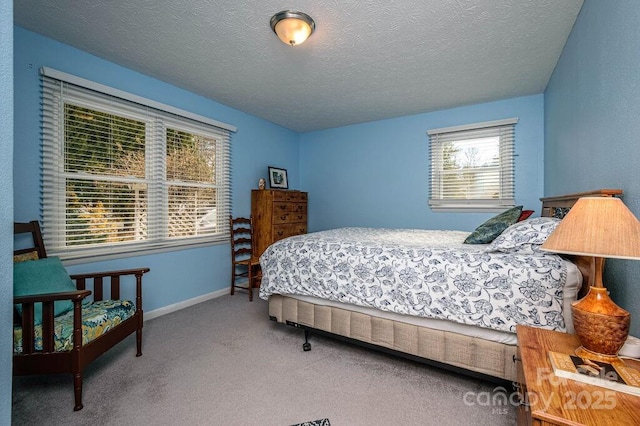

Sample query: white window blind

[428,118,518,211]
[41,69,233,261]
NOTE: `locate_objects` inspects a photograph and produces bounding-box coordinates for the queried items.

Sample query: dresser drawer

[291,203,306,214]
[273,202,307,214]
[273,210,307,224]
[273,224,308,241]
[290,212,307,223]
[291,223,307,235]
[273,211,292,224]
[273,191,308,202]
[287,192,307,202]
[273,202,291,214]
[273,225,288,241]
[273,191,287,201]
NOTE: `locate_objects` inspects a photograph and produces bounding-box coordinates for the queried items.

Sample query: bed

[259,190,621,383]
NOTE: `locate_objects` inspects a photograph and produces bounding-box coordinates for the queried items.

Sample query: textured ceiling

[14,0,584,133]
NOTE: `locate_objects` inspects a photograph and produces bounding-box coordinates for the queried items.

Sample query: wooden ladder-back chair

[13,220,150,411]
[229,216,262,301]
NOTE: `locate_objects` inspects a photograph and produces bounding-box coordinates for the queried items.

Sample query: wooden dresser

[251,189,308,258]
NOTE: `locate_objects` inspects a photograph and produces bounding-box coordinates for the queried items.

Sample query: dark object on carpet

[291,419,330,426]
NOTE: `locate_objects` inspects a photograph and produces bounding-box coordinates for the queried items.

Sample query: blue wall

[545,0,640,336]
[13,26,300,313]
[1,1,13,421]
[300,95,544,232]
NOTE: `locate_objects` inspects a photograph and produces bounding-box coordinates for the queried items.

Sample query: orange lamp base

[571,286,630,358]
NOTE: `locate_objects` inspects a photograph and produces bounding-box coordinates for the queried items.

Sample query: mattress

[278,249,581,347]
[260,227,582,335]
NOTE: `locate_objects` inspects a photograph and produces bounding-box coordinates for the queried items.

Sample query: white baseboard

[144,287,229,321]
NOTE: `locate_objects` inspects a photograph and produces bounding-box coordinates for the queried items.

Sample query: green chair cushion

[13,257,77,324]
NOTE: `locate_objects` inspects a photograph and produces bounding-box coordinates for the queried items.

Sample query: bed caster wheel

[302,329,311,351]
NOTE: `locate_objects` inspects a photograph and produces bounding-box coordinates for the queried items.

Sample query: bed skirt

[268,294,517,382]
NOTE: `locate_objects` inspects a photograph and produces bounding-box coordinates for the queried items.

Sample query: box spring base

[268,294,517,383]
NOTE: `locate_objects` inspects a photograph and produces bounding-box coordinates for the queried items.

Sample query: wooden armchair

[13,221,150,411]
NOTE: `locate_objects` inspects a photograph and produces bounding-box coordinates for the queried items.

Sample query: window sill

[430,205,515,213]
[52,238,226,266]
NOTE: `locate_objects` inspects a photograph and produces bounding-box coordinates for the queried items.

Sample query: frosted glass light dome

[270,11,315,46]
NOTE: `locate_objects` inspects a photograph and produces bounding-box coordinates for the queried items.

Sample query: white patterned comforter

[259,227,570,333]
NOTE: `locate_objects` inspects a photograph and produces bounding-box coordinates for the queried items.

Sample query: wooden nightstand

[515,325,640,425]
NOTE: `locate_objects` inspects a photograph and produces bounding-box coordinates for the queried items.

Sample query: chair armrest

[69,267,150,280]
[69,267,149,303]
[14,289,91,304]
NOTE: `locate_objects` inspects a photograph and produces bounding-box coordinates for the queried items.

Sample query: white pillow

[486,217,561,255]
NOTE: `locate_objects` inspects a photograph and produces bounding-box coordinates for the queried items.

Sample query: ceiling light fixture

[270,10,315,46]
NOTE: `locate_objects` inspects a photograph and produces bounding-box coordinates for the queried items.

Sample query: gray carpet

[12,294,516,425]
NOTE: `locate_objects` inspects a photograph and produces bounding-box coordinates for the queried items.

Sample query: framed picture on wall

[268,166,288,189]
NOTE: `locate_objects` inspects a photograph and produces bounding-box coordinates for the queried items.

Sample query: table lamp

[540,196,640,361]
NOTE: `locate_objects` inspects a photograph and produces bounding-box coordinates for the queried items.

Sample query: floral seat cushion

[13,299,136,353]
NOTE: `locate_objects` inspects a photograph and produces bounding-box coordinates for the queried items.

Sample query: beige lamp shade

[540,197,640,260]
[270,11,315,46]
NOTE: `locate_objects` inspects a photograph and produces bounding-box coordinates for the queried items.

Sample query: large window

[428,118,517,211]
[41,68,234,261]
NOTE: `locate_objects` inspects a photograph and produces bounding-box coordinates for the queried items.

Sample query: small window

[428,118,518,212]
